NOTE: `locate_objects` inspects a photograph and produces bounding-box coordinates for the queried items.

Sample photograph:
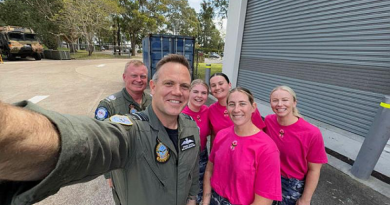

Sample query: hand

[107,179,113,188]
[296,198,310,205]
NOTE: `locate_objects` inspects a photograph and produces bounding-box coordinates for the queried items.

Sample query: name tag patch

[180,135,196,151]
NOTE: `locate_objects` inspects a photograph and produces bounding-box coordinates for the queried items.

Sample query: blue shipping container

[142,34,195,80]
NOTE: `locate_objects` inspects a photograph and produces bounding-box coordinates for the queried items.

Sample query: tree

[164,0,199,36]
[60,0,120,56]
[120,0,163,56]
[197,0,223,52]
[0,0,62,49]
[213,0,229,19]
[53,0,82,53]
[24,0,64,49]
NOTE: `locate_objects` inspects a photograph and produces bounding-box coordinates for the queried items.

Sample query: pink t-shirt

[264,114,328,180]
[209,126,282,204]
[209,102,266,135]
[182,105,210,151]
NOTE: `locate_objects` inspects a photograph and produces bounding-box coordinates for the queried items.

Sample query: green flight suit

[2,101,200,205]
[94,88,152,205]
[94,88,152,120]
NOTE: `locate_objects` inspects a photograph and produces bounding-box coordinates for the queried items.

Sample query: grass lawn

[70,50,135,60]
[194,63,222,80]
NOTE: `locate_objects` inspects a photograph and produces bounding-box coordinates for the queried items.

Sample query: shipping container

[142,34,195,80]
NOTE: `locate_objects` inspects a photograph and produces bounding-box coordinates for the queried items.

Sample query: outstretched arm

[0,101,60,181]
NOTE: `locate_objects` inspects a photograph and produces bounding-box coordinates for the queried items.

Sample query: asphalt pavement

[0,58,389,205]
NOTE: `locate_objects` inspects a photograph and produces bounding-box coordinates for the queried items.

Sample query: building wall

[224,0,390,137]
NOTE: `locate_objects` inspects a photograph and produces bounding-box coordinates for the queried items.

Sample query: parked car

[209,52,221,59]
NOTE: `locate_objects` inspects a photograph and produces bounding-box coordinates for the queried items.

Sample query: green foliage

[119,0,164,56]
[0,0,226,53]
[197,0,224,52]
[213,0,229,19]
[164,0,199,36]
[0,0,62,49]
[70,49,134,60]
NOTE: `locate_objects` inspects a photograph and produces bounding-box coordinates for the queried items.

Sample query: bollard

[0,54,3,64]
[351,95,390,179]
[205,64,211,85]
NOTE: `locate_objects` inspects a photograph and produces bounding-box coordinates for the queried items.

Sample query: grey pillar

[205,64,211,85]
[351,95,390,179]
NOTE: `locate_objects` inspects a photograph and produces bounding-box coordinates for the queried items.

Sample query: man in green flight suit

[94,60,152,204]
[0,54,199,205]
[95,59,151,121]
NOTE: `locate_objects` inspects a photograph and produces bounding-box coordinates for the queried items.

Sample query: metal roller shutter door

[238,0,390,137]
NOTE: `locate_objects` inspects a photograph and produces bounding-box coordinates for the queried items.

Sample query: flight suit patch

[129,104,137,113]
[95,107,108,120]
[180,135,196,151]
[155,140,170,163]
[109,115,133,126]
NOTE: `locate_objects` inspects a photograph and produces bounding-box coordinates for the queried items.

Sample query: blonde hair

[190,79,209,94]
[124,60,145,73]
[270,85,302,118]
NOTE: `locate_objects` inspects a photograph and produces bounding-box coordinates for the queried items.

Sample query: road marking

[97,64,106,67]
[28,95,49,104]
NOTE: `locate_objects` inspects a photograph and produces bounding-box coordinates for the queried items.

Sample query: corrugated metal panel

[238,70,383,136]
[241,0,390,67]
[238,0,390,137]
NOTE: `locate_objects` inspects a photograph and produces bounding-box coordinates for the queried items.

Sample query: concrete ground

[0,58,389,205]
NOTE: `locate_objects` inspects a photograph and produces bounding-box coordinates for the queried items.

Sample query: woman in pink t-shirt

[264,86,328,205]
[203,87,282,205]
[181,79,211,203]
[208,73,266,148]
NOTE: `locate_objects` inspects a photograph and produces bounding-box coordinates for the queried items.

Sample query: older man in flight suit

[94,60,152,204]
[0,54,199,205]
[95,59,152,120]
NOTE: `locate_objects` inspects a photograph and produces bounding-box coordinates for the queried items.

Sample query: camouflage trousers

[273,176,305,205]
[197,148,209,203]
[210,190,232,205]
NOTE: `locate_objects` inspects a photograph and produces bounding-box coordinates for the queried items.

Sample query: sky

[188,0,202,13]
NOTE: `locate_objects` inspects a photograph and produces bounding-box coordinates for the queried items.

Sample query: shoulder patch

[95,107,109,120]
[109,115,133,126]
[130,112,149,121]
[181,113,194,121]
[105,95,116,101]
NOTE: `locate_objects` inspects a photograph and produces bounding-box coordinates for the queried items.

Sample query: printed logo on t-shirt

[180,135,196,151]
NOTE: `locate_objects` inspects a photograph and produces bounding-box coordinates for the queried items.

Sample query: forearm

[202,162,213,205]
[299,167,321,204]
[250,194,273,205]
[0,102,60,181]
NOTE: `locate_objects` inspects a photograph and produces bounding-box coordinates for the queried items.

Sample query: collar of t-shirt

[165,127,178,153]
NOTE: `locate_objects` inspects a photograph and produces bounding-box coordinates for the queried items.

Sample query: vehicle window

[8,33,23,40]
[25,34,36,41]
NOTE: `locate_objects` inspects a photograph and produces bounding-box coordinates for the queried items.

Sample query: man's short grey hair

[152,54,190,82]
[124,60,146,73]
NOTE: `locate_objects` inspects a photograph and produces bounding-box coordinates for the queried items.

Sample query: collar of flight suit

[122,88,151,110]
[145,105,189,157]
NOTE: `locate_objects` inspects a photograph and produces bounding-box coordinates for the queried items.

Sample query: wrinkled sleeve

[189,148,200,198]
[3,101,133,205]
